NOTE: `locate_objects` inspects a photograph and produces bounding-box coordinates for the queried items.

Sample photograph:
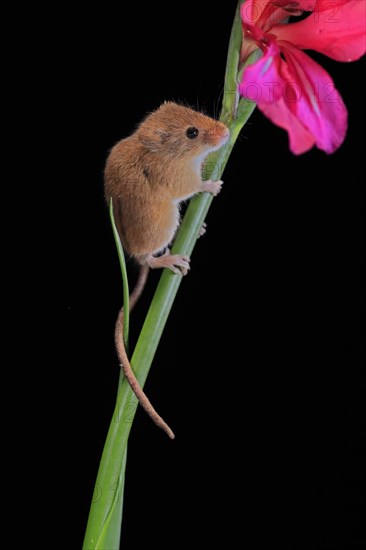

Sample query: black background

[23,1,364,548]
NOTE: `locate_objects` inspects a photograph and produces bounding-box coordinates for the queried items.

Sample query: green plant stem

[83,2,256,548]
[221,0,244,123]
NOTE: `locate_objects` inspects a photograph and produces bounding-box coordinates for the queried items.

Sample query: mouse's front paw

[201,179,223,196]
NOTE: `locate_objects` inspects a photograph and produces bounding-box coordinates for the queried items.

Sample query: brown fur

[104,101,229,263]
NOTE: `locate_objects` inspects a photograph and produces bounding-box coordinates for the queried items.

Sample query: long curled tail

[114,265,175,439]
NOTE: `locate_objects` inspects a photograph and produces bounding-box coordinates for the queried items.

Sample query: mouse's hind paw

[147,250,190,275]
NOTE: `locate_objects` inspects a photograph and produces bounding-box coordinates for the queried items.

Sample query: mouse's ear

[138,129,170,151]
[156,130,170,143]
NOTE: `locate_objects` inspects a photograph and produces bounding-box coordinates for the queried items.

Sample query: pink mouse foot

[146,249,191,275]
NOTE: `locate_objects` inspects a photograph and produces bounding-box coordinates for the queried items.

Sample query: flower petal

[280,42,348,152]
[239,43,316,153]
[241,0,273,26]
[239,39,348,153]
[273,0,366,61]
[241,1,322,28]
[239,42,283,101]
[258,98,316,154]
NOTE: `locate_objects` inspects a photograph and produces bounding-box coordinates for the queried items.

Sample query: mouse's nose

[223,127,230,140]
[218,125,230,144]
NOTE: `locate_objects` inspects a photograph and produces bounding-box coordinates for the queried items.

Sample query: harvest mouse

[104,101,230,438]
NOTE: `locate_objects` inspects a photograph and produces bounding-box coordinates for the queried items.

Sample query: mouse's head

[137,102,230,160]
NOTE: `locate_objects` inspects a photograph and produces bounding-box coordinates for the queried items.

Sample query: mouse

[104,101,230,438]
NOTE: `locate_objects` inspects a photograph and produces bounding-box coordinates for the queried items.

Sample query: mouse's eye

[186,127,199,139]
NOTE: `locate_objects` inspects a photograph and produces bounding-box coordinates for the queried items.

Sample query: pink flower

[239,0,366,154]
